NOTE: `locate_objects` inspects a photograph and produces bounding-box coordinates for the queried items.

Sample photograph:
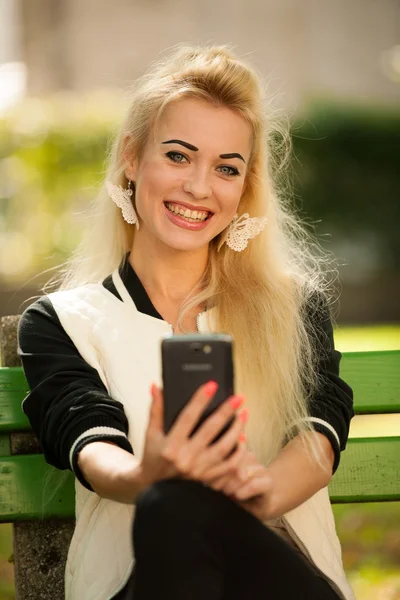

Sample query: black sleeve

[17,296,134,491]
[304,294,354,474]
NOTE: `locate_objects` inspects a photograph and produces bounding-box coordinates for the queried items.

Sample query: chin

[161,232,211,253]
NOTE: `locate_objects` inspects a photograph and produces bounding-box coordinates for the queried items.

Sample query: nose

[182,168,212,200]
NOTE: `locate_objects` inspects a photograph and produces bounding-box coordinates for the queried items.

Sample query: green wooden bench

[1,315,400,599]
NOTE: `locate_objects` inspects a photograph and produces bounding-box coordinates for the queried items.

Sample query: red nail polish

[239,408,249,423]
[229,395,245,410]
[239,433,246,443]
[204,381,218,397]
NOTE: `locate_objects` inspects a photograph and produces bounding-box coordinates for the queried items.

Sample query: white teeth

[165,203,210,222]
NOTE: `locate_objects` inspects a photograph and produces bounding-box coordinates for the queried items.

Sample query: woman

[18,45,355,600]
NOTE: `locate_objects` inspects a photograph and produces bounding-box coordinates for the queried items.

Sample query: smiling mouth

[164,202,213,223]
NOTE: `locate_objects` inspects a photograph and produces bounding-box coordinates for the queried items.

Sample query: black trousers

[112,479,342,600]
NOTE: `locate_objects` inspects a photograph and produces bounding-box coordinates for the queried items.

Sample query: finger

[200,435,247,482]
[209,447,259,494]
[233,472,267,501]
[190,411,248,479]
[221,465,259,496]
[191,395,246,451]
[148,384,164,432]
[185,402,247,475]
[209,443,256,495]
[176,415,244,481]
[209,473,233,492]
[238,463,261,482]
[168,381,219,445]
[225,465,264,498]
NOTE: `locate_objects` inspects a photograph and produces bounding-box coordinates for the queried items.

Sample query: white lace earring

[106,179,140,229]
[218,213,268,252]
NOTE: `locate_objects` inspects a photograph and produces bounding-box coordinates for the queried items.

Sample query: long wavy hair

[45,45,335,469]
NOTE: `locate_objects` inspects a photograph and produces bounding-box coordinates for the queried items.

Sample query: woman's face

[125,97,252,252]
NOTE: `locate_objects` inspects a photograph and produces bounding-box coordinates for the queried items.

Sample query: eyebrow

[162,139,246,163]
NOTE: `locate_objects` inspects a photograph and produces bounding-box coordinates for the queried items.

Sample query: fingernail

[239,408,249,423]
[204,381,218,397]
[229,395,245,410]
[239,433,246,443]
[150,383,157,396]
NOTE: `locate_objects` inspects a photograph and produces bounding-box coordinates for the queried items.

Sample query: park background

[0,0,399,598]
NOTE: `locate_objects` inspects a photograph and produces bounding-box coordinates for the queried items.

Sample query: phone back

[162,334,234,434]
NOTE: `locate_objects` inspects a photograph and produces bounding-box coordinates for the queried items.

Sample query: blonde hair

[46,45,335,469]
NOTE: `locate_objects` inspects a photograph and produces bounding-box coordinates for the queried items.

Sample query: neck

[129,232,209,305]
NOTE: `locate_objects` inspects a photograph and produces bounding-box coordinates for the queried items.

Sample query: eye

[166,151,188,164]
[218,165,240,177]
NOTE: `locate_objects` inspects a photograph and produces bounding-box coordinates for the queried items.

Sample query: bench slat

[0,436,399,521]
[329,436,400,503]
[0,367,30,430]
[340,350,400,413]
[1,351,400,433]
[0,454,75,522]
[0,367,28,390]
[0,434,10,456]
[0,390,31,431]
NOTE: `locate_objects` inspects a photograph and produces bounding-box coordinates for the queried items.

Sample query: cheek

[135,168,163,212]
[138,163,177,202]
[220,181,244,216]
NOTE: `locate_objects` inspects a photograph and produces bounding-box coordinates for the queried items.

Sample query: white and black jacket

[18,254,355,600]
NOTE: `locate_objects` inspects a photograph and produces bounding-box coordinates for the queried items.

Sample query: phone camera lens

[203,345,212,354]
[190,342,202,352]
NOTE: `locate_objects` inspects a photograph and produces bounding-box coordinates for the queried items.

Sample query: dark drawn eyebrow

[162,140,246,163]
[219,153,245,163]
[162,139,198,152]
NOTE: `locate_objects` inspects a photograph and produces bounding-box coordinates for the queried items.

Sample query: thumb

[148,383,164,432]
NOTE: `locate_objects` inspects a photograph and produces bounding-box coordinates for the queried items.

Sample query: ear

[122,135,138,181]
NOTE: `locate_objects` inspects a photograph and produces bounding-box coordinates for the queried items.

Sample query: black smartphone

[161,333,234,437]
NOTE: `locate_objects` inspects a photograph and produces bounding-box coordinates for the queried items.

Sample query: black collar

[102,253,163,320]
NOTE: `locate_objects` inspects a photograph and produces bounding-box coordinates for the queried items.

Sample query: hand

[138,381,249,490]
[208,448,277,522]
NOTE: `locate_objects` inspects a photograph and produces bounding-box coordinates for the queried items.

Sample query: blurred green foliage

[333,503,400,571]
[291,102,400,271]
[0,94,399,284]
[0,91,124,283]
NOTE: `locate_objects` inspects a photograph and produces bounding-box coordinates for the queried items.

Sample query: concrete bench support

[1,316,74,600]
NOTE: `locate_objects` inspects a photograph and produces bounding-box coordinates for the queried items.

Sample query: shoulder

[18,283,112,345]
[46,284,122,329]
[48,283,110,308]
[18,293,85,360]
[303,290,334,335]
[298,289,339,369]
[18,285,97,328]
[18,295,61,342]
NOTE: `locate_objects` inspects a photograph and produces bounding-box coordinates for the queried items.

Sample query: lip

[163,203,213,231]
[164,200,214,214]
